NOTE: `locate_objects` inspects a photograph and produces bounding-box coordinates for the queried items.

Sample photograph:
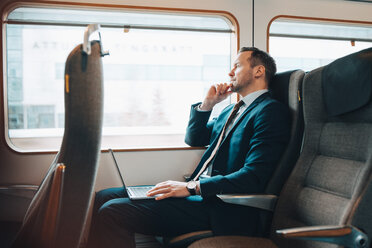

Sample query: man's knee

[97,198,157,234]
[94,189,112,206]
[96,202,116,226]
[96,198,133,227]
[94,187,126,209]
[90,199,136,248]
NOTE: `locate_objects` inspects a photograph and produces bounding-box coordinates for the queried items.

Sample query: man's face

[229,51,254,94]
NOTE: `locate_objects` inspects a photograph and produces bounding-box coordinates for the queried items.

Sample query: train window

[4,6,236,151]
[269,19,372,72]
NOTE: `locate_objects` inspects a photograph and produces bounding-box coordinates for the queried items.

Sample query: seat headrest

[322,47,372,116]
[269,70,298,104]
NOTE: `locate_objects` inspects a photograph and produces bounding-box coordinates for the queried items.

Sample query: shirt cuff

[195,104,211,112]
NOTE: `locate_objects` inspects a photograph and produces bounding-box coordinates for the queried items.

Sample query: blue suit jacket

[185,92,290,198]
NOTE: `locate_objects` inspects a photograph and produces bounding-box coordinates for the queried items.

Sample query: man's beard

[230,78,252,93]
[230,81,242,93]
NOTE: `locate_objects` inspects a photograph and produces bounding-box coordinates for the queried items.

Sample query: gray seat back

[270,48,372,248]
[267,69,305,195]
[12,41,104,248]
[255,69,305,236]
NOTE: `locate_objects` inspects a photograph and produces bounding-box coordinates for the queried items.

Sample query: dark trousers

[86,187,212,248]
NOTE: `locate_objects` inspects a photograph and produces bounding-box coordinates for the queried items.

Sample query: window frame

[266,15,372,52]
[1,1,240,153]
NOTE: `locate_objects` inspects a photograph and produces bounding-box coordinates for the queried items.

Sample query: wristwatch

[186,180,197,195]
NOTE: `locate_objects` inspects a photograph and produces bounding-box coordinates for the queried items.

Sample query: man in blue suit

[88,47,290,248]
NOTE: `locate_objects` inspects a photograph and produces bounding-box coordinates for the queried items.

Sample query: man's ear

[254,65,265,79]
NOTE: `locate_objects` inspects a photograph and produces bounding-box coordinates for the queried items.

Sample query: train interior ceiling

[1,0,372,247]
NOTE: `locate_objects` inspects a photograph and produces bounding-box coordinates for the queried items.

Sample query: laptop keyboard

[129,186,153,197]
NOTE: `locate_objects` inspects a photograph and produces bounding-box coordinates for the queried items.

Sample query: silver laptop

[109,149,155,200]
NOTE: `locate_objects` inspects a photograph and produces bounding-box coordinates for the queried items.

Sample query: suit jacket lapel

[189,93,270,179]
[222,92,269,141]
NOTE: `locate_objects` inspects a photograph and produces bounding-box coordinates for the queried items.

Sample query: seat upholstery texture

[11,41,104,248]
[266,69,305,196]
[189,48,372,248]
[271,65,372,248]
[189,236,277,248]
[257,69,305,235]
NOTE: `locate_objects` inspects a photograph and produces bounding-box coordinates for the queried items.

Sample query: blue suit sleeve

[199,102,290,197]
[185,102,216,147]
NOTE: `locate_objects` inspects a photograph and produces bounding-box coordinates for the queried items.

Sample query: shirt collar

[240,89,269,108]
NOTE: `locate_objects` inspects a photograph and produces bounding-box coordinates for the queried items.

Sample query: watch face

[187,181,197,189]
[187,181,197,195]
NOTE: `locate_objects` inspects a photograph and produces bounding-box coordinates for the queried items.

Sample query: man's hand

[147,180,190,200]
[200,83,233,111]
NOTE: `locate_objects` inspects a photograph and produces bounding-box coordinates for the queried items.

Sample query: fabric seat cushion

[188,236,277,248]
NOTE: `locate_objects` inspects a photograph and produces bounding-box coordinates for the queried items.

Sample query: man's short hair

[239,47,277,84]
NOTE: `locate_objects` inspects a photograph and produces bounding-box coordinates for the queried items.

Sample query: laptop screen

[108,149,126,188]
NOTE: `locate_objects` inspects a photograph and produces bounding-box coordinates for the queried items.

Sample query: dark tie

[193,100,244,180]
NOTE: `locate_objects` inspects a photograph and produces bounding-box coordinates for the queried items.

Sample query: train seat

[189,48,372,248]
[11,26,105,248]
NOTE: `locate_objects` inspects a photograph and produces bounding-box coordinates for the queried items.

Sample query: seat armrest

[276,225,368,248]
[216,194,278,211]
